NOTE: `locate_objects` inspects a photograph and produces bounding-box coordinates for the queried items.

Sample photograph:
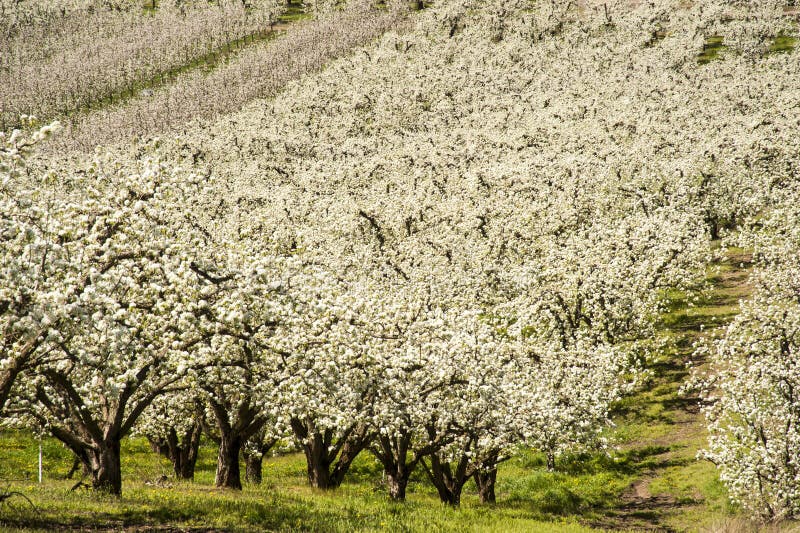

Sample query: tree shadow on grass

[0,492,348,532]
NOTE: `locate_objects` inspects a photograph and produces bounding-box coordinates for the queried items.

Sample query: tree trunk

[330,438,365,487]
[88,439,122,495]
[385,468,411,501]
[174,444,199,480]
[422,455,469,506]
[291,419,369,490]
[708,217,719,240]
[243,433,277,485]
[205,393,267,491]
[245,453,263,485]
[215,435,243,489]
[294,424,334,489]
[172,423,201,480]
[149,423,202,481]
[305,450,332,488]
[546,451,556,472]
[372,433,420,502]
[65,453,90,479]
[474,467,497,504]
[432,479,461,506]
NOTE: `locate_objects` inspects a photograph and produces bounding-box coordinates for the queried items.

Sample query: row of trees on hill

[0,0,286,131]
[700,186,800,521]
[37,1,410,153]
[1,116,707,498]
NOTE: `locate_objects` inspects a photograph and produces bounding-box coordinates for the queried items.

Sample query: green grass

[141,0,158,14]
[589,249,753,530]
[0,433,600,532]
[279,0,312,23]
[0,413,681,531]
[699,32,797,64]
[699,36,726,64]
[770,34,798,54]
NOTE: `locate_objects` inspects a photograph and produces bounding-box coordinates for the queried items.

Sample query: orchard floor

[0,251,781,532]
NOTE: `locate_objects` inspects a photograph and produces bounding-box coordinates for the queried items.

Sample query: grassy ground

[698,33,797,64]
[0,250,772,532]
[699,36,726,64]
[589,250,754,532]
[0,432,601,532]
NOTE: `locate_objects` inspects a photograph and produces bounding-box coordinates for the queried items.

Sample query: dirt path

[591,251,752,532]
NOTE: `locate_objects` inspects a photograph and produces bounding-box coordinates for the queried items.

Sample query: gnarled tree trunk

[291,418,370,489]
[215,434,243,490]
[385,467,411,500]
[150,422,202,480]
[474,467,497,504]
[305,451,332,488]
[372,432,419,502]
[205,392,267,490]
[421,451,473,506]
[87,439,123,495]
